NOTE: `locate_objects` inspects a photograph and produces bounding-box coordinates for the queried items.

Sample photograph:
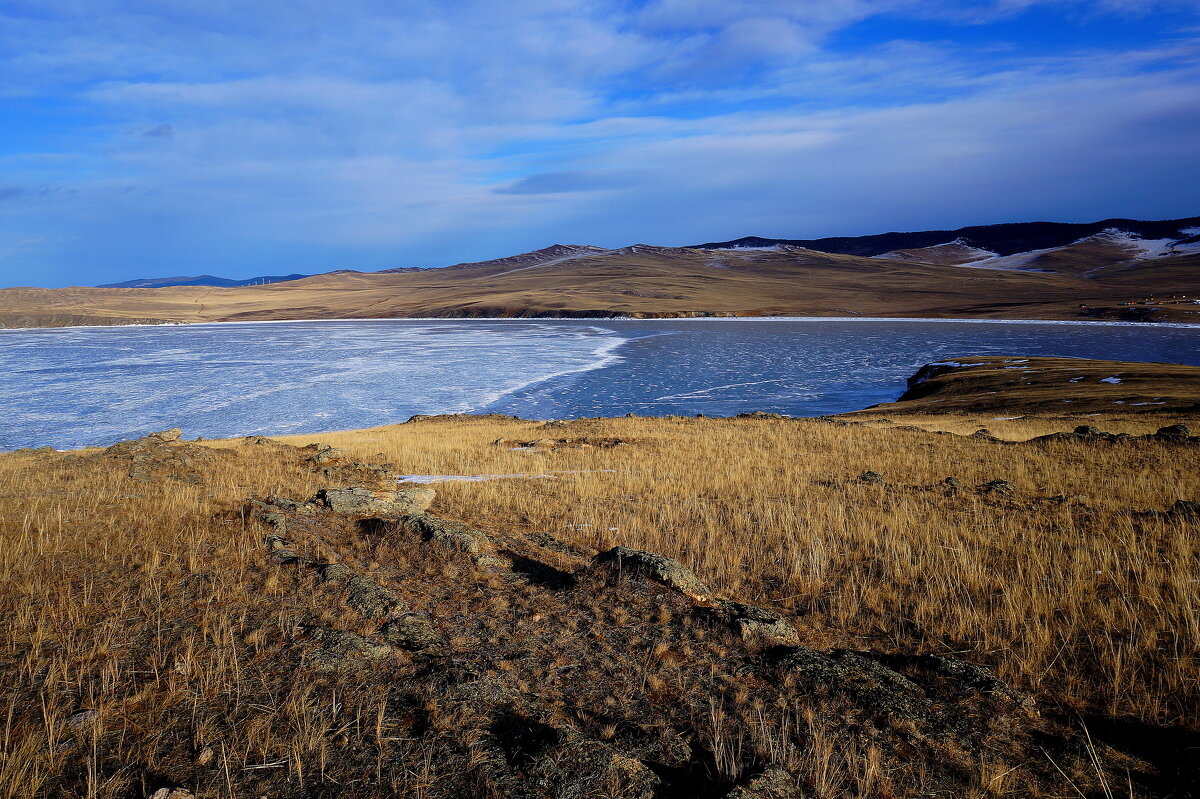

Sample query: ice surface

[2,318,1198,450]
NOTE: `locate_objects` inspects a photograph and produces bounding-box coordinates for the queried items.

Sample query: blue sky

[2,0,1199,287]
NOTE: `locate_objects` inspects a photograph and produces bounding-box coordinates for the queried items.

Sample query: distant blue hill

[97,273,310,288]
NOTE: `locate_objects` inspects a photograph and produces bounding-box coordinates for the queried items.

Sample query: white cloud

[0,0,1197,285]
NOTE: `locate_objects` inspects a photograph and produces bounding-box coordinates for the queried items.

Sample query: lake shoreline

[5,314,1200,333]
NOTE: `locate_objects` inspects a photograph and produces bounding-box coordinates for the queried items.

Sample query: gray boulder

[314,485,435,515]
[702,599,800,647]
[396,514,490,554]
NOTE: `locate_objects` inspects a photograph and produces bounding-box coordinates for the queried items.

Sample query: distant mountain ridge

[691,216,1200,258]
[94,216,1199,289]
[97,273,311,288]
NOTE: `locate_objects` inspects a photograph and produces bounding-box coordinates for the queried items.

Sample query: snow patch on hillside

[874,238,999,264]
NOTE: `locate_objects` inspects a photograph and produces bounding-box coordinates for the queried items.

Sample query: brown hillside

[2,245,1197,328]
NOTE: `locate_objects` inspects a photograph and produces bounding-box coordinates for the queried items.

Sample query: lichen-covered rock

[102,434,223,482]
[302,442,348,464]
[977,478,1016,494]
[1154,424,1192,439]
[146,428,183,443]
[304,627,392,671]
[772,647,925,721]
[378,613,442,652]
[701,599,800,647]
[723,767,803,799]
[314,485,435,515]
[856,470,885,484]
[318,563,401,618]
[591,546,712,600]
[396,514,489,554]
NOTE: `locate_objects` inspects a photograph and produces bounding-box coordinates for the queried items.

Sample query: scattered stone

[318,563,400,618]
[314,485,435,516]
[304,442,347,464]
[269,547,302,564]
[942,476,964,489]
[977,479,1016,495]
[591,547,712,601]
[396,514,490,554]
[101,434,225,483]
[736,411,787,419]
[305,627,392,671]
[149,789,195,799]
[701,599,800,647]
[10,446,56,455]
[405,413,522,424]
[195,746,214,766]
[378,613,442,652]
[971,428,1002,441]
[856,470,884,484]
[1155,424,1193,439]
[723,766,802,799]
[1029,426,1133,444]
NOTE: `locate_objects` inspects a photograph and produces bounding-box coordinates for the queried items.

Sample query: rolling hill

[2,218,1198,328]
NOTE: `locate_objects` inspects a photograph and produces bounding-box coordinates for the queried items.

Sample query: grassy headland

[0,358,1197,797]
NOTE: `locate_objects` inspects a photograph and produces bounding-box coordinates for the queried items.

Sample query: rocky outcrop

[235,482,1152,799]
[700,599,800,648]
[391,514,490,554]
[314,485,435,515]
[304,626,393,671]
[591,546,712,601]
[1031,424,1199,445]
[318,563,401,619]
[100,430,227,482]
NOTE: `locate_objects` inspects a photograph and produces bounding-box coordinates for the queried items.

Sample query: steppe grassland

[303,414,1193,724]
[0,414,1196,795]
[280,415,1200,722]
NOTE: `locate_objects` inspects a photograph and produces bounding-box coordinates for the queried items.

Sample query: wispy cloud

[0,0,1197,285]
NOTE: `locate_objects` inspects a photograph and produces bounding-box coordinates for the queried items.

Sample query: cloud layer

[1,0,1198,285]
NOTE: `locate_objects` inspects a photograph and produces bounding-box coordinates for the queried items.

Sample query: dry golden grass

[0,412,1196,796]
[290,415,1200,723]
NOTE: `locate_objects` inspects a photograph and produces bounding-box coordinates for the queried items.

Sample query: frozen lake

[2,318,1199,450]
